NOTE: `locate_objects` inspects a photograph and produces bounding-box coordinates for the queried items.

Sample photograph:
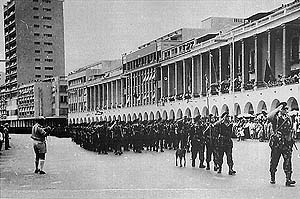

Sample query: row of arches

[69,97,299,124]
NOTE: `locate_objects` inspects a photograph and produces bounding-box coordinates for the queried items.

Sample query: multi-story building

[68,1,300,124]
[0,71,5,85]
[5,76,68,129]
[3,0,65,98]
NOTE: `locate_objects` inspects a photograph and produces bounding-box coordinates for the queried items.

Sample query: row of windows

[34,33,53,37]
[35,66,53,70]
[35,74,53,78]
[34,58,53,62]
[34,41,53,45]
[33,24,52,29]
[35,50,53,54]
[33,0,51,3]
[33,16,52,20]
[33,7,52,12]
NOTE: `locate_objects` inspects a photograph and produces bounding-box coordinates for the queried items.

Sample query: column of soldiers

[69,111,237,175]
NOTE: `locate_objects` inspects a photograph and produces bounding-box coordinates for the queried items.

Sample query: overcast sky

[0,0,293,74]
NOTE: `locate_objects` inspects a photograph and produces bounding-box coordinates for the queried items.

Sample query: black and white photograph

[0,0,300,198]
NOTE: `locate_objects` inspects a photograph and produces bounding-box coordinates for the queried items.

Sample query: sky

[0,0,293,74]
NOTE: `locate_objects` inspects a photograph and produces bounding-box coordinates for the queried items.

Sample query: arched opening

[193,107,200,118]
[149,112,154,120]
[132,113,137,121]
[184,108,192,118]
[127,114,131,122]
[88,118,91,123]
[244,102,254,114]
[234,103,241,116]
[211,105,219,116]
[117,115,121,121]
[122,114,126,122]
[162,110,168,120]
[104,116,107,121]
[287,97,299,111]
[155,111,161,120]
[202,106,209,117]
[270,99,280,111]
[144,112,149,121]
[82,118,85,124]
[100,116,103,121]
[113,115,117,121]
[169,110,175,120]
[257,100,267,113]
[108,116,112,121]
[138,113,143,120]
[176,109,183,119]
[96,117,99,122]
[76,118,79,124]
[221,104,229,115]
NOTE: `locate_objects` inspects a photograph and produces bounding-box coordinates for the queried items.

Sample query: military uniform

[268,105,296,186]
[204,123,219,171]
[190,124,205,168]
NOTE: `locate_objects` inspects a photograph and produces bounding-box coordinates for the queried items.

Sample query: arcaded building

[68,1,300,124]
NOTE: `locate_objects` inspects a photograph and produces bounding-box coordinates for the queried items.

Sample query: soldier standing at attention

[267,102,296,186]
[215,112,236,175]
[190,122,205,168]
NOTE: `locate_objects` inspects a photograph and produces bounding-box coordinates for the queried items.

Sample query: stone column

[218,48,222,95]
[167,64,170,97]
[191,56,195,95]
[175,62,178,96]
[183,59,186,94]
[160,66,163,98]
[199,54,203,95]
[282,24,287,77]
[254,35,258,89]
[241,40,245,91]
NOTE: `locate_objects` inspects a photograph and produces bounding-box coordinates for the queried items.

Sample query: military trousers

[270,147,292,174]
[218,146,234,167]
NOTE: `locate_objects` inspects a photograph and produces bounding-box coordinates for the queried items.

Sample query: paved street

[0,134,300,199]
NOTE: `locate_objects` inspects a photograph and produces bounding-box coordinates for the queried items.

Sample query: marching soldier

[267,102,296,186]
[190,122,205,168]
[204,116,219,171]
[215,112,236,175]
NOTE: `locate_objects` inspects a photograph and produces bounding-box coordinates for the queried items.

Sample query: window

[33,7,39,10]
[45,75,53,78]
[35,50,41,53]
[42,16,52,20]
[45,66,53,70]
[33,0,38,2]
[45,50,53,54]
[43,8,51,11]
[34,24,40,28]
[45,58,53,62]
[42,0,51,3]
[44,42,52,45]
[35,75,41,78]
[35,66,41,70]
[35,58,40,61]
[44,33,52,37]
[34,33,40,36]
[33,16,39,19]
[34,41,40,45]
[291,37,299,64]
[43,25,52,29]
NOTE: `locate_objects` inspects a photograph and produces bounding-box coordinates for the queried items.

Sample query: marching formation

[69,111,237,175]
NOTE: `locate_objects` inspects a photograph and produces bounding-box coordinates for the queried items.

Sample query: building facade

[69,1,300,124]
[3,0,65,98]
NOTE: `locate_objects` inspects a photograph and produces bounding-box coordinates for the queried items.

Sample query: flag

[264,59,275,83]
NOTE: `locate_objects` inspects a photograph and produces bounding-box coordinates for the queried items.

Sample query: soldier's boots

[213,163,218,171]
[285,172,296,187]
[228,165,236,175]
[218,166,222,173]
[199,163,205,168]
[192,160,195,167]
[206,162,210,170]
[270,172,276,184]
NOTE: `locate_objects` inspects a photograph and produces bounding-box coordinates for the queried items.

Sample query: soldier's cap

[277,102,288,109]
[221,111,229,118]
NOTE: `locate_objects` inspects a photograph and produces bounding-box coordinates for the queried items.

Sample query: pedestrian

[3,123,11,150]
[31,117,51,174]
[215,112,236,175]
[267,102,296,186]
